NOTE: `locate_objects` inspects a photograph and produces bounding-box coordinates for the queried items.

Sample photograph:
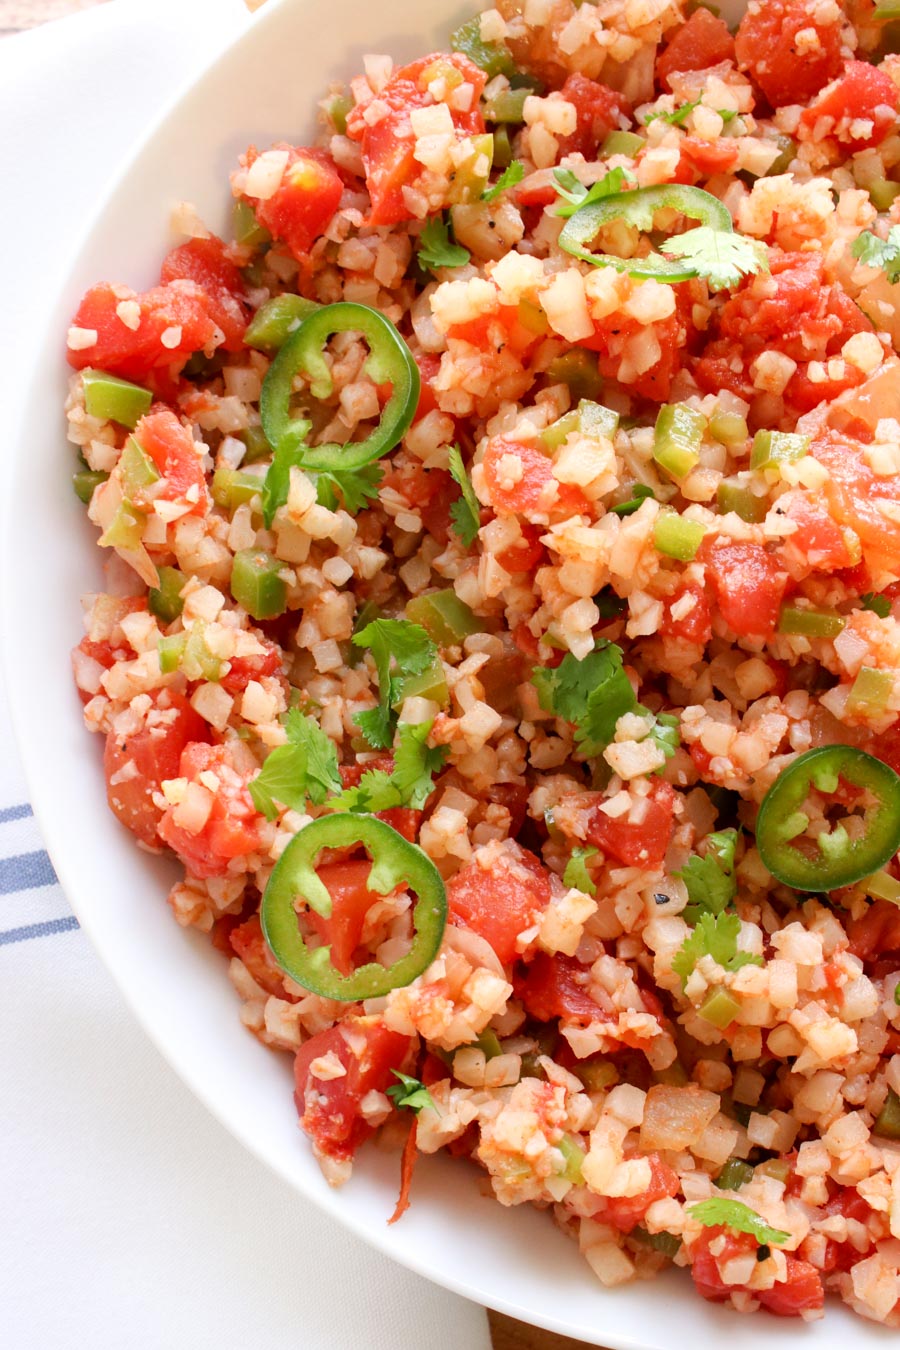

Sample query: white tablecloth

[0,4,492,1346]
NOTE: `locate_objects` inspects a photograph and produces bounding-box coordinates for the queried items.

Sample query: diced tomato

[229,914,294,999]
[584,292,690,403]
[678,136,740,178]
[778,492,857,574]
[481,436,590,519]
[657,8,735,88]
[496,522,544,574]
[659,582,712,645]
[66,280,220,387]
[602,1155,680,1233]
[812,429,900,579]
[412,351,442,424]
[346,54,486,226]
[159,236,248,351]
[447,842,551,964]
[131,407,210,514]
[758,1259,825,1317]
[718,253,871,366]
[690,1228,756,1303]
[800,60,899,150]
[220,638,284,694]
[293,1016,412,1160]
[586,781,677,868]
[339,759,424,840]
[447,303,542,361]
[515,952,606,1024]
[555,74,631,158]
[787,362,865,414]
[157,742,262,879]
[820,1187,875,1273]
[690,743,713,778]
[303,860,383,977]
[692,348,753,401]
[734,0,843,108]
[701,538,788,639]
[847,899,900,963]
[103,691,210,848]
[246,145,343,260]
[690,1228,824,1316]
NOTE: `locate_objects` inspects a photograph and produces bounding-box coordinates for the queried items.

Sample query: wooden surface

[5,1,595,1346]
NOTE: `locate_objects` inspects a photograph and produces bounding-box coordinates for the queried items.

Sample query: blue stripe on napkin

[0,849,58,896]
[0,916,80,947]
[0,803,32,824]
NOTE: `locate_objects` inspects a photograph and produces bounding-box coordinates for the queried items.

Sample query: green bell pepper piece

[717,479,766,523]
[73,469,109,504]
[654,509,707,561]
[715,1158,755,1191]
[261,813,447,1000]
[602,130,646,157]
[245,294,322,352]
[405,590,482,646]
[654,403,705,480]
[232,199,271,249]
[451,16,516,78]
[82,369,152,429]
[230,549,288,620]
[750,430,810,471]
[874,1088,900,1139]
[778,606,845,639]
[545,350,604,403]
[148,566,186,623]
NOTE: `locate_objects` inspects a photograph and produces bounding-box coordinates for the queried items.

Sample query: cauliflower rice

[65,0,900,1326]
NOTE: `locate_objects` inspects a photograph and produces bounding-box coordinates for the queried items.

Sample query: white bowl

[1,1,890,1344]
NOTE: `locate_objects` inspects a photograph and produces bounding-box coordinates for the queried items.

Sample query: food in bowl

[65,0,900,1325]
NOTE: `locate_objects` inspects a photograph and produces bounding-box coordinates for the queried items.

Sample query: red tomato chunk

[245,144,344,260]
[735,0,843,109]
[103,691,210,848]
[701,539,788,639]
[157,742,262,879]
[160,236,249,351]
[586,781,677,869]
[601,1155,679,1233]
[656,7,735,89]
[132,407,210,514]
[516,952,606,1024]
[67,280,222,388]
[294,1016,411,1160]
[800,61,899,151]
[448,842,551,965]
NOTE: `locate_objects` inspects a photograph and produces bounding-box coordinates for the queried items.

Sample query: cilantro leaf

[563,845,598,897]
[610,484,655,517]
[852,225,900,284]
[447,445,480,548]
[671,912,762,990]
[418,214,471,273]
[261,422,311,528]
[316,463,383,515]
[553,165,635,219]
[532,642,637,757]
[330,720,448,813]
[662,226,769,292]
[392,720,449,808]
[645,97,700,127]
[678,828,738,924]
[646,710,680,768]
[483,160,525,203]
[248,707,342,820]
[387,1070,436,1114]
[353,618,438,749]
[688,1198,789,1247]
[861,591,891,618]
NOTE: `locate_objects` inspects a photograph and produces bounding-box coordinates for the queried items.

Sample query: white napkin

[0,4,492,1347]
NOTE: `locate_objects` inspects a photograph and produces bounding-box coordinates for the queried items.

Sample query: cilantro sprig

[861,592,891,618]
[483,161,524,204]
[387,1071,436,1114]
[447,445,481,548]
[663,227,769,292]
[248,707,342,820]
[418,214,471,274]
[552,165,634,219]
[644,99,739,127]
[688,1198,789,1247]
[328,720,448,813]
[532,643,636,758]
[532,643,680,765]
[353,618,439,749]
[671,912,762,990]
[678,828,738,924]
[852,225,900,283]
[563,846,598,897]
[316,463,383,515]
